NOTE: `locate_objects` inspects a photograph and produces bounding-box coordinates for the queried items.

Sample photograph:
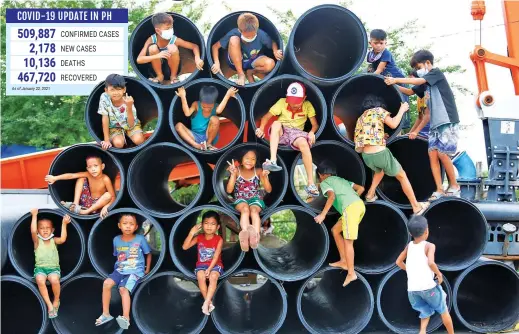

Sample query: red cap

[286,82,306,104]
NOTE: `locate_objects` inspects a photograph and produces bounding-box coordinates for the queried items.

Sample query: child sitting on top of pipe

[182,210,224,315]
[313,161,365,287]
[226,150,272,251]
[396,216,455,334]
[95,214,152,330]
[175,85,238,151]
[45,156,115,218]
[136,12,204,85]
[211,12,283,86]
[354,94,429,215]
[30,208,71,319]
[256,82,320,198]
[98,74,145,150]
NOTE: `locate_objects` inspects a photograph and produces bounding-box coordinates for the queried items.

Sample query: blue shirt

[113,234,151,276]
[219,28,272,61]
[367,49,405,78]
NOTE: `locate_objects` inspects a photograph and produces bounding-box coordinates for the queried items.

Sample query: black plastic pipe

[8,209,85,282]
[282,4,367,87]
[211,269,287,334]
[423,197,488,271]
[249,74,328,152]
[85,76,164,154]
[47,143,126,220]
[212,142,288,216]
[169,78,246,162]
[88,208,166,283]
[377,136,439,208]
[474,201,519,221]
[127,142,212,218]
[132,271,208,334]
[1,275,48,334]
[331,74,404,145]
[252,205,328,281]
[52,273,124,334]
[453,259,519,333]
[377,268,453,334]
[297,267,373,334]
[129,12,206,91]
[1,207,27,270]
[169,205,245,280]
[289,140,365,211]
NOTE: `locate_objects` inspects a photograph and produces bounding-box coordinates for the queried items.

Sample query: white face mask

[416,65,429,77]
[241,34,257,43]
[161,28,174,40]
[38,233,54,241]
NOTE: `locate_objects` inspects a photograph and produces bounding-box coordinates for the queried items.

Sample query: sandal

[428,191,444,201]
[413,202,430,216]
[95,314,113,326]
[239,230,250,252]
[54,301,60,317]
[61,202,81,214]
[48,307,57,319]
[148,77,164,85]
[199,141,208,151]
[170,77,180,84]
[116,315,130,329]
[305,184,320,198]
[365,194,378,203]
[248,225,259,249]
[446,187,461,198]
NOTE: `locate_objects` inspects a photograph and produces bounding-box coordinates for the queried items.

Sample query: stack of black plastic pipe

[3,5,518,334]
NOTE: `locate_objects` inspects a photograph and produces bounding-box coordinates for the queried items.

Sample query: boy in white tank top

[396,216,455,334]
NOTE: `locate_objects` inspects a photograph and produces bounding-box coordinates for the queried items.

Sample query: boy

[211,12,283,86]
[182,211,223,315]
[31,208,71,318]
[385,50,461,200]
[175,85,238,150]
[255,82,320,198]
[45,156,115,218]
[396,70,431,138]
[396,216,455,334]
[95,214,152,329]
[313,161,365,287]
[98,74,145,150]
[354,95,429,215]
[136,12,204,84]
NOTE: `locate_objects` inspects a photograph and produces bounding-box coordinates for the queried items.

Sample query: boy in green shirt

[314,161,365,287]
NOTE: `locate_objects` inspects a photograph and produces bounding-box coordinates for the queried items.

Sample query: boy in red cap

[255,82,320,197]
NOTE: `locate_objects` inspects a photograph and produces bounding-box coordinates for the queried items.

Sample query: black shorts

[145,44,181,79]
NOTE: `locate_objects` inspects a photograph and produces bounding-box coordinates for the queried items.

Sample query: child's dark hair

[202,210,221,225]
[316,160,337,176]
[119,214,139,225]
[151,13,173,28]
[408,215,428,239]
[85,155,103,163]
[199,85,219,104]
[370,29,387,40]
[242,149,259,165]
[409,69,419,78]
[411,50,435,66]
[105,74,126,89]
[362,94,387,111]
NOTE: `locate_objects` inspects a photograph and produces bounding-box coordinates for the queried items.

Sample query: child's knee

[209,116,220,126]
[250,206,261,216]
[239,205,250,215]
[332,223,342,234]
[35,275,47,285]
[48,274,60,285]
[103,278,115,289]
[119,287,130,296]
[271,121,282,133]
[262,57,275,71]
[209,272,220,282]
[148,44,160,55]
[229,35,241,47]
[132,133,145,145]
[112,136,125,148]
[175,122,186,131]
[428,149,439,159]
[297,138,310,151]
[167,43,179,54]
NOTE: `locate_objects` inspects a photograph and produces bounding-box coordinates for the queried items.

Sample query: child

[175,85,238,150]
[95,214,152,329]
[313,161,365,287]
[45,156,115,218]
[211,12,283,86]
[396,216,455,334]
[136,12,204,84]
[98,74,145,150]
[385,50,461,201]
[255,82,320,198]
[396,70,431,138]
[182,210,223,315]
[30,208,71,318]
[261,218,274,236]
[226,150,272,251]
[354,94,429,215]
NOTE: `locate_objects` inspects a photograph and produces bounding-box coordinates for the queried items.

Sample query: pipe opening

[297,268,373,334]
[254,207,328,281]
[212,270,287,334]
[9,210,85,282]
[133,272,207,334]
[169,206,244,279]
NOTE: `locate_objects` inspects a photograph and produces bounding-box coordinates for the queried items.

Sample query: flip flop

[413,202,430,216]
[95,314,113,326]
[428,191,444,201]
[170,77,180,84]
[365,195,378,203]
[61,202,81,214]
[446,187,461,198]
[239,230,250,252]
[248,225,259,249]
[148,77,164,84]
[116,315,130,329]
[48,307,57,319]
[54,301,60,317]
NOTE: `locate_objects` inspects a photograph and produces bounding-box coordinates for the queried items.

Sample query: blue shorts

[408,285,448,319]
[226,52,263,71]
[428,123,459,155]
[192,131,219,145]
[108,270,141,294]
[194,264,224,276]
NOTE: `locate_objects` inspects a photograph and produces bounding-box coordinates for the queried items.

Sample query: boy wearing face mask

[385,50,461,201]
[137,13,204,85]
[211,12,283,86]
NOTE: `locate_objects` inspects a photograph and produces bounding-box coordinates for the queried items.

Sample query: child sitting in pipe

[313,161,365,287]
[30,208,71,319]
[354,94,429,215]
[211,12,283,86]
[136,12,204,84]
[226,150,272,251]
[182,210,224,315]
[45,155,115,218]
[396,215,455,334]
[175,85,238,150]
[95,214,152,330]
[255,82,320,198]
[98,74,145,150]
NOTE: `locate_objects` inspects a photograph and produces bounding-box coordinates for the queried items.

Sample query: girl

[226,150,272,251]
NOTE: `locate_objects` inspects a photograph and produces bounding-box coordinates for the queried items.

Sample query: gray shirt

[423,68,459,130]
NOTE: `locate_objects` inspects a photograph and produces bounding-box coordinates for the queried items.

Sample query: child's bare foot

[329,260,348,270]
[239,229,250,252]
[202,301,210,315]
[343,273,358,287]
[248,225,259,249]
[236,73,246,86]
